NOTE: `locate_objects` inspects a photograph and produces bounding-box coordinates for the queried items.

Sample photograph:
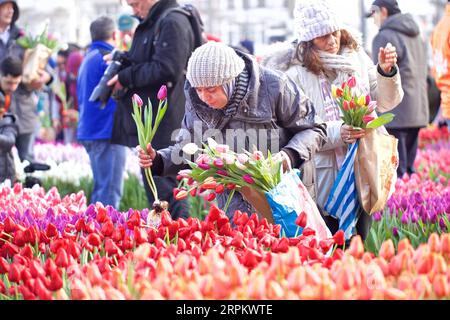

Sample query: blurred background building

[15,0,448,54]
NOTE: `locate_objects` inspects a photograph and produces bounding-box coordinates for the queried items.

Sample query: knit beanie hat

[186,42,245,88]
[294,0,341,43]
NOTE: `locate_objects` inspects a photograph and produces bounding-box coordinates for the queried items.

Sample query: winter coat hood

[0,0,19,27]
[380,13,420,38]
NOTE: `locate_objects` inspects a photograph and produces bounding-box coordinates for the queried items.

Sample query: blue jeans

[16,133,35,162]
[81,140,126,209]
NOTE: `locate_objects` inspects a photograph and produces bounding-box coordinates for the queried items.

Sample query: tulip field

[0,126,449,300]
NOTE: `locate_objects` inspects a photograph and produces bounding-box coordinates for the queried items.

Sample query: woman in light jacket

[262,0,404,240]
[138,41,327,219]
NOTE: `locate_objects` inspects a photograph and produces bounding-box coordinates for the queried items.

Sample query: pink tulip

[132,94,143,108]
[243,174,255,185]
[157,85,167,101]
[347,76,357,88]
[363,115,375,124]
[365,94,371,105]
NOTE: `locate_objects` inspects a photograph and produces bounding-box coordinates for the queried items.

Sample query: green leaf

[366,113,395,129]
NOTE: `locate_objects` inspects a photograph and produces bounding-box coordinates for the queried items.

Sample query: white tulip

[182,143,199,155]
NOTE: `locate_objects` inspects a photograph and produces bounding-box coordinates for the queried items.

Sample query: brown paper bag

[22,44,52,85]
[354,128,399,215]
[240,186,274,224]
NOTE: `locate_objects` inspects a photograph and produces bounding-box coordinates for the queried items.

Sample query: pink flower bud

[132,94,143,108]
[253,151,263,161]
[213,158,224,168]
[243,174,255,185]
[157,85,167,101]
[347,76,357,88]
[217,170,229,177]
[215,144,229,154]
[363,115,375,124]
[365,94,371,105]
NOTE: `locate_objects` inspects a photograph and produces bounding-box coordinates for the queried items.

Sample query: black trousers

[141,169,189,220]
[322,209,373,242]
[387,128,420,177]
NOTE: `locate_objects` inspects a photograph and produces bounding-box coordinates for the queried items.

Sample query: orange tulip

[347,236,364,259]
[428,233,441,253]
[433,275,450,298]
[379,239,395,261]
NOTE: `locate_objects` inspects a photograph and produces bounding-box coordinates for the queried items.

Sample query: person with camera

[106,0,197,219]
[0,56,21,184]
[77,17,126,209]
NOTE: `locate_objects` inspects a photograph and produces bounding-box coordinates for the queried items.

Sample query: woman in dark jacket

[138,42,327,218]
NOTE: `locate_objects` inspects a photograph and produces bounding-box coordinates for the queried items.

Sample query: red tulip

[0,257,10,274]
[46,223,58,238]
[44,259,58,276]
[207,205,222,222]
[302,228,316,237]
[55,248,69,268]
[127,210,141,229]
[295,212,307,228]
[101,220,114,237]
[349,100,356,110]
[34,278,52,300]
[96,207,108,223]
[342,100,350,111]
[205,193,216,202]
[333,230,345,246]
[87,233,102,247]
[2,242,19,258]
[160,211,173,227]
[75,219,86,233]
[8,263,22,283]
[19,285,35,300]
[105,238,120,256]
[47,270,63,291]
[134,226,148,245]
[4,216,16,233]
[319,239,334,253]
[20,245,33,260]
[227,183,237,190]
[157,85,167,101]
[336,88,344,97]
[0,279,5,295]
[29,260,45,279]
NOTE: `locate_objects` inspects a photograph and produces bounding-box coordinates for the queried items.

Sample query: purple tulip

[243,174,255,185]
[439,218,447,231]
[410,211,418,224]
[401,212,409,225]
[157,85,167,101]
[430,209,438,224]
[393,227,399,237]
[373,212,382,222]
[132,94,144,107]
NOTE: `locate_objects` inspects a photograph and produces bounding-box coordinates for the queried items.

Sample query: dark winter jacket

[156,52,327,217]
[112,0,195,149]
[0,113,18,183]
[0,0,22,59]
[372,13,429,128]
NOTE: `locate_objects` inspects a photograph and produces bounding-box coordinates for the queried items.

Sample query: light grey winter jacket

[157,51,327,218]
[262,40,404,212]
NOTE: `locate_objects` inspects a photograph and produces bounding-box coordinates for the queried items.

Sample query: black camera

[23,162,51,189]
[89,49,126,108]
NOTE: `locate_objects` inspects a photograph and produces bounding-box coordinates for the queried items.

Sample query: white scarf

[317,48,364,168]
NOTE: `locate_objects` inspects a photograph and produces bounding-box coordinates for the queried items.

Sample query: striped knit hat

[294,0,341,42]
[186,42,245,88]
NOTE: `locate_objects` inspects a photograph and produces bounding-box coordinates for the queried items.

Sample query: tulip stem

[223,189,235,214]
[145,168,158,202]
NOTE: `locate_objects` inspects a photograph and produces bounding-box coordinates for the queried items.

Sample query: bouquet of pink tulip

[132,85,168,211]
[175,138,283,212]
[331,76,394,129]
